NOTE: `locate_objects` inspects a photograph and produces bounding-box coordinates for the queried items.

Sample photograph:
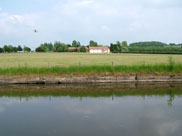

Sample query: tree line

[110,41,182,54]
[1,40,182,54]
[35,40,99,53]
[0,45,31,53]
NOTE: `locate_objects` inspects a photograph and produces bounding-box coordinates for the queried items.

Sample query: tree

[57,45,68,52]
[23,46,31,52]
[89,40,98,46]
[37,42,54,52]
[35,47,46,52]
[130,41,167,47]
[122,41,128,47]
[3,45,11,53]
[72,40,81,47]
[169,43,177,46]
[110,41,122,53]
[12,46,18,52]
[54,41,68,52]
[121,41,128,52]
[0,47,3,53]
[18,45,23,52]
[110,43,114,52]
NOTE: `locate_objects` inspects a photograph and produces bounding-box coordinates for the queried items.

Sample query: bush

[78,46,87,52]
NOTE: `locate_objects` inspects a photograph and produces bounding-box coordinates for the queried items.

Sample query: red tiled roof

[89,46,110,51]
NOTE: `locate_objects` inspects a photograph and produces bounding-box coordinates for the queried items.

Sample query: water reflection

[0,83,182,136]
[0,83,182,107]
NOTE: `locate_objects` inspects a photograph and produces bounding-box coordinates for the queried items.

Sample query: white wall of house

[104,49,110,53]
[90,49,102,53]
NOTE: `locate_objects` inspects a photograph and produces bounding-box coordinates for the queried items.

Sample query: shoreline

[1,75,182,84]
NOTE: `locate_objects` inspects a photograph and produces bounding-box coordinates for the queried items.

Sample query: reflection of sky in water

[0,96,182,136]
[0,106,4,112]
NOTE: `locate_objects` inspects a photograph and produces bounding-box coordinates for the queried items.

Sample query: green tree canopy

[0,47,3,53]
[121,41,128,52]
[130,41,167,47]
[23,46,31,52]
[17,45,23,52]
[72,40,81,47]
[89,40,98,46]
[78,46,87,52]
[110,41,122,53]
[54,41,68,52]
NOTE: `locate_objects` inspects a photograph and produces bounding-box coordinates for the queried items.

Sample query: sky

[0,0,182,49]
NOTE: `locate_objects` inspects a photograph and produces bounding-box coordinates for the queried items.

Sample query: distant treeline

[0,45,31,53]
[35,40,98,52]
[111,41,182,54]
[1,40,182,54]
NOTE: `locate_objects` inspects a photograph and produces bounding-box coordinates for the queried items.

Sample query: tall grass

[168,56,175,71]
[0,62,182,76]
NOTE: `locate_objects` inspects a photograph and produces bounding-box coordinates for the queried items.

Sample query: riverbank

[1,63,182,84]
[1,75,182,84]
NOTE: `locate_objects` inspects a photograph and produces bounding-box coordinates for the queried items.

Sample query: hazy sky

[0,0,182,49]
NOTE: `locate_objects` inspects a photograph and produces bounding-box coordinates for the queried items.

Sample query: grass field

[0,53,182,68]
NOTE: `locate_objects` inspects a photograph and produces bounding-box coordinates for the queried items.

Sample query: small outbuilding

[89,47,110,53]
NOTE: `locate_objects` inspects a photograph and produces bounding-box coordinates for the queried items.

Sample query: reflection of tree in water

[167,91,175,107]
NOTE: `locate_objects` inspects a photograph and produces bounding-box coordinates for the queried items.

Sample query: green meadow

[0,53,182,76]
[0,53,182,67]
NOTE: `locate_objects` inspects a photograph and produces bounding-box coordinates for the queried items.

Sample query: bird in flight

[34,30,38,33]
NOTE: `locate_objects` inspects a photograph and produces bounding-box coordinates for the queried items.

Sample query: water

[0,83,182,136]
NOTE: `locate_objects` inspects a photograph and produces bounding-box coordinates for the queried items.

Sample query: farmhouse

[89,47,110,53]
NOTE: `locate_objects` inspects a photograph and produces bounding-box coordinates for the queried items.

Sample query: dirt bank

[0,75,182,84]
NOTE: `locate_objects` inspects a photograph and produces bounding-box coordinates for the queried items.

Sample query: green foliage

[130,41,167,47]
[42,42,53,51]
[35,47,45,52]
[128,46,182,54]
[121,41,128,52]
[72,40,81,47]
[17,45,23,52]
[57,45,68,52]
[23,46,31,52]
[12,46,18,52]
[54,41,68,52]
[36,42,53,52]
[110,41,122,53]
[1,63,182,76]
[122,41,128,47]
[78,46,87,52]
[89,40,98,46]
[169,43,177,46]
[3,45,18,53]
[0,47,3,53]
[3,45,11,53]
[168,56,175,71]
